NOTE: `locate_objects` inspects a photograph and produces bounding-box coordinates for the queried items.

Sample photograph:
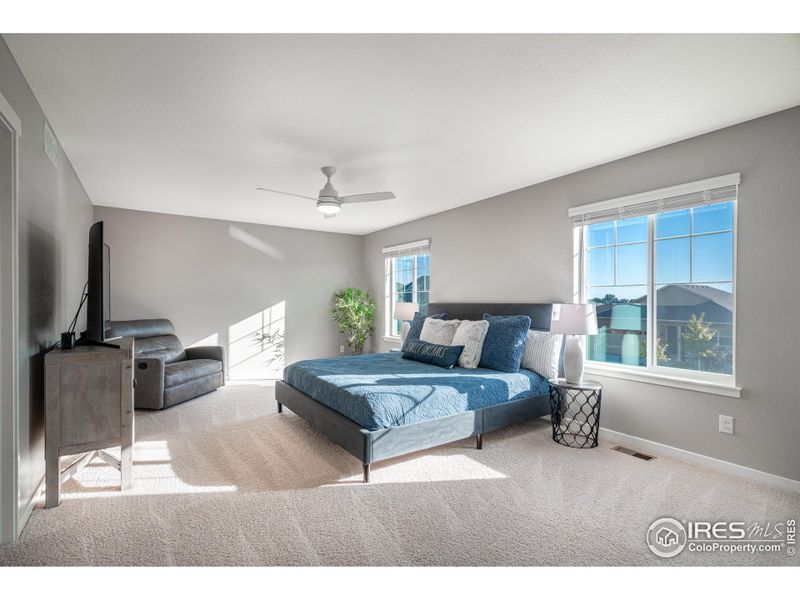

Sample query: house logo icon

[657,528,678,546]
[647,518,687,558]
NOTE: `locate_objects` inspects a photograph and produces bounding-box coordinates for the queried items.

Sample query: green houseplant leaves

[331,288,376,355]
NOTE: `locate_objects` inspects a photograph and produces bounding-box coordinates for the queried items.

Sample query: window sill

[583,363,742,398]
[383,336,401,343]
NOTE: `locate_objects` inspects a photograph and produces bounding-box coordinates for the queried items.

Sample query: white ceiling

[6,34,800,235]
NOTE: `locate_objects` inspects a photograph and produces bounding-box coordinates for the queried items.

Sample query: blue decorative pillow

[402,311,448,351]
[478,313,532,372]
[402,340,464,369]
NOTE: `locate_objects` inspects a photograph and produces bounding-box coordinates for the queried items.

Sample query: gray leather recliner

[107,319,225,410]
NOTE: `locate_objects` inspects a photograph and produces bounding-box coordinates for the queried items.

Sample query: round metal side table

[548,378,602,449]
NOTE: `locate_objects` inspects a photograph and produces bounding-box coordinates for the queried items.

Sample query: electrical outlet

[339,345,345,354]
[719,415,734,435]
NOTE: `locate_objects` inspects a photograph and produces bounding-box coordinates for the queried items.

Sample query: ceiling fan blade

[339,191,396,204]
[256,187,317,201]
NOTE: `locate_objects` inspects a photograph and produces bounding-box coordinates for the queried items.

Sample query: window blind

[382,239,430,258]
[568,173,740,226]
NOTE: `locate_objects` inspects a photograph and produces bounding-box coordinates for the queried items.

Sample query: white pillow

[420,318,462,346]
[451,320,490,369]
[520,330,564,379]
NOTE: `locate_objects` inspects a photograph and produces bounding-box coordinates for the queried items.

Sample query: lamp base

[563,335,585,384]
[621,333,640,366]
[400,321,411,348]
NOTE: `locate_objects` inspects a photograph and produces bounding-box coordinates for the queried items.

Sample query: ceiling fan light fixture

[257,166,395,220]
[316,199,341,215]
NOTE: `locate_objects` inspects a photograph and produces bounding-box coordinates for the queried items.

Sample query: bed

[275,302,561,482]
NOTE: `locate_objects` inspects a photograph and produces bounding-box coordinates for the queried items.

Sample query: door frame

[0,90,21,544]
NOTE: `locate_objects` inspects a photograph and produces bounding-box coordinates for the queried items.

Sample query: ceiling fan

[257,166,396,218]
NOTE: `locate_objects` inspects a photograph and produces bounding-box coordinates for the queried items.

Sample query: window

[571,174,738,389]
[383,240,431,338]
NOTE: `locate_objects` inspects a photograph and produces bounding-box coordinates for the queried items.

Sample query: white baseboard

[16,474,44,540]
[600,427,800,495]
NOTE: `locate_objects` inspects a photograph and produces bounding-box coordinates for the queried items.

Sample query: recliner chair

[107,319,225,410]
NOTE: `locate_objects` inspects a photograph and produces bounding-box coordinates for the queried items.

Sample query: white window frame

[571,175,741,398]
[382,240,430,340]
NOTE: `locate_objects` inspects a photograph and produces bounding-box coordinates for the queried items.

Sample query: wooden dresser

[44,337,134,508]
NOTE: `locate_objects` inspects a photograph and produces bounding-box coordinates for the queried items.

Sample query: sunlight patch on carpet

[60,440,237,499]
[325,454,507,486]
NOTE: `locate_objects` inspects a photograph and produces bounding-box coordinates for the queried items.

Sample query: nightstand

[548,378,602,449]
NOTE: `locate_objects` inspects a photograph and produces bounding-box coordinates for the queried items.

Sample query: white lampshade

[393,302,419,321]
[610,303,645,332]
[550,303,598,335]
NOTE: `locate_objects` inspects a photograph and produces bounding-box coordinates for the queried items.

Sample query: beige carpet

[1,382,798,566]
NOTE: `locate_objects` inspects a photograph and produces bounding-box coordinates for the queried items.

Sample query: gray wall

[0,39,94,520]
[94,207,364,378]
[365,106,800,482]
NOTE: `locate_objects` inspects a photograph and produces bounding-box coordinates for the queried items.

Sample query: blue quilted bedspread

[283,352,549,431]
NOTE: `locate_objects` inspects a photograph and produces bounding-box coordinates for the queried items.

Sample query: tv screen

[84,221,110,342]
[103,241,110,327]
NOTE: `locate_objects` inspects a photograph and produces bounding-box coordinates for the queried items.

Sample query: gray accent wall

[364,105,800,482]
[0,39,94,523]
[94,207,364,379]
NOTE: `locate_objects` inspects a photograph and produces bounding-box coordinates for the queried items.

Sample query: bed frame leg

[277,402,282,413]
[476,433,483,449]
[363,463,370,483]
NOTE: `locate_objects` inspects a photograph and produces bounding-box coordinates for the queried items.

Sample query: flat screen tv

[80,221,113,345]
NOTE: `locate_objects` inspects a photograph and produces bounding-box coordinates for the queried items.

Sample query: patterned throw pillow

[402,341,464,369]
[520,330,564,379]
[451,320,490,369]
[402,312,447,351]
[420,318,462,346]
[478,313,532,372]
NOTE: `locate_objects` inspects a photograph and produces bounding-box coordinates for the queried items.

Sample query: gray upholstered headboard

[425,302,559,332]
[425,302,565,375]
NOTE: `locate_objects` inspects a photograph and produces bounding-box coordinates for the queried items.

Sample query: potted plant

[331,288,376,355]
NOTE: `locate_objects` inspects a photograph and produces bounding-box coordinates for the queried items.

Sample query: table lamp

[394,301,419,346]
[550,303,598,384]
[610,304,645,366]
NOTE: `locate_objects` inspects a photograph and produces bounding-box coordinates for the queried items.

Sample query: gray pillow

[451,320,490,369]
[402,312,447,351]
[420,318,462,345]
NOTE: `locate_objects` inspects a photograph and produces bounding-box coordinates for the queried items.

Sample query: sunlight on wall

[228,301,286,380]
[188,332,220,347]
[228,225,285,261]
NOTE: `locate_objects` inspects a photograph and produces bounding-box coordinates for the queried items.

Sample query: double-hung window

[571,174,739,395]
[383,239,431,338]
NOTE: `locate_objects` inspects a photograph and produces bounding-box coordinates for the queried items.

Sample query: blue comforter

[283,352,549,431]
